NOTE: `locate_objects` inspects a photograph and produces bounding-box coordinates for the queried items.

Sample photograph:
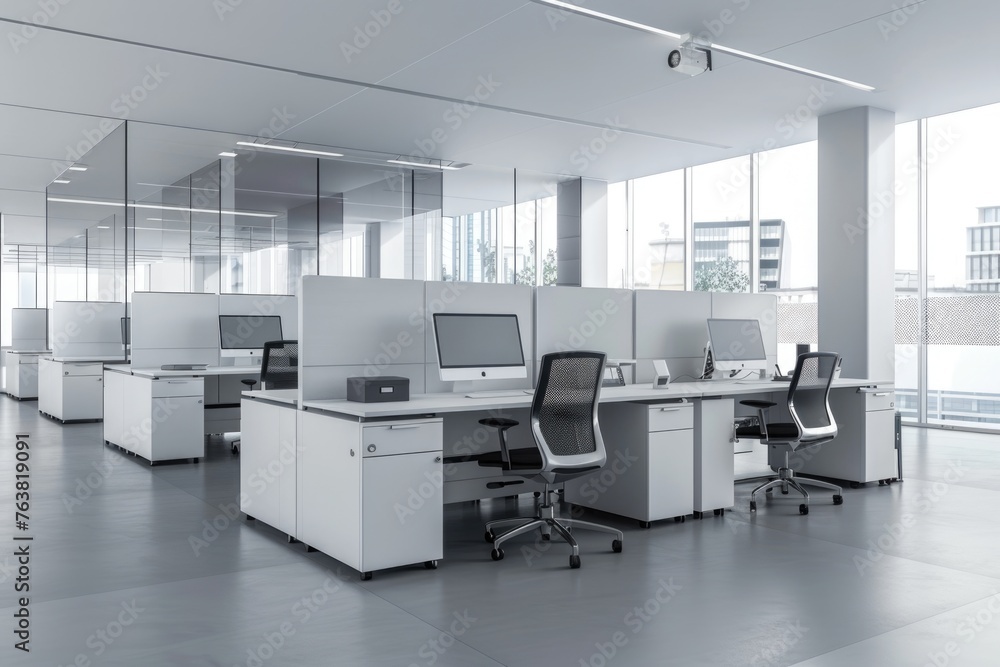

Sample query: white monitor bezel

[432,313,528,382]
[706,318,768,373]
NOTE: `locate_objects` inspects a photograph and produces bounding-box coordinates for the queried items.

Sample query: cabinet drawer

[362,420,442,457]
[62,363,103,377]
[647,404,693,432]
[151,379,204,398]
[864,390,895,412]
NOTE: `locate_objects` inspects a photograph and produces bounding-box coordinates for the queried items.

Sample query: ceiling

[3,0,1000,245]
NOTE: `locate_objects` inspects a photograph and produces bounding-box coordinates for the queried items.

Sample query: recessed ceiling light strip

[235,142,343,158]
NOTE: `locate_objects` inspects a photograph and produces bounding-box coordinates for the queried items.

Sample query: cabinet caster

[674,516,685,523]
[245,514,255,522]
[850,482,861,489]
[749,501,757,512]
[638,521,651,529]
[306,545,317,553]
[569,554,581,569]
[491,548,504,561]
[360,572,372,581]
[484,531,494,543]
[287,536,298,544]
[799,504,809,515]
[424,560,438,570]
[878,480,885,486]
[833,495,843,506]
[714,508,725,516]
[612,539,623,553]
[693,511,703,520]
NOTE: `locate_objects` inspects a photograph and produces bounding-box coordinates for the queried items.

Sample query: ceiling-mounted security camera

[667,39,712,77]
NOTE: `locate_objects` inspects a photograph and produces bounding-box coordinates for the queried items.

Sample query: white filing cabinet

[298,411,443,579]
[240,398,298,538]
[6,352,44,400]
[565,401,694,527]
[38,358,104,422]
[694,398,736,516]
[776,387,898,484]
[104,370,205,463]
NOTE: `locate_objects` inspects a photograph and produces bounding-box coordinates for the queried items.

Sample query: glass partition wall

[35,120,569,324]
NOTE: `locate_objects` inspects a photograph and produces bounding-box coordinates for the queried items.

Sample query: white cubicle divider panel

[422,281,535,393]
[298,276,426,402]
[50,301,126,358]
[634,290,713,383]
[219,293,298,340]
[131,293,220,369]
[710,292,779,369]
[11,308,48,350]
[535,286,634,380]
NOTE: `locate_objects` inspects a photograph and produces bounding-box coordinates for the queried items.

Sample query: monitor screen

[433,313,525,373]
[707,318,767,362]
[219,315,283,350]
[121,317,130,346]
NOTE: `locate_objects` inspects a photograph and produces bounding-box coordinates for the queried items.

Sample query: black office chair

[478,351,624,569]
[233,340,298,455]
[735,352,844,515]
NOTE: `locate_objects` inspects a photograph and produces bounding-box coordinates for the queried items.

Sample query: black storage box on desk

[346,376,410,403]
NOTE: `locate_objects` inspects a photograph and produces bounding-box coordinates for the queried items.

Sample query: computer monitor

[432,313,527,382]
[120,317,130,346]
[219,315,283,359]
[706,318,768,374]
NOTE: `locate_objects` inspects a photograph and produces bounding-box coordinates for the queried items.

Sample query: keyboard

[465,390,533,399]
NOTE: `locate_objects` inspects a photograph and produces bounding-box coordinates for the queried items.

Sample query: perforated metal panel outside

[778,302,817,345]
[894,295,1000,346]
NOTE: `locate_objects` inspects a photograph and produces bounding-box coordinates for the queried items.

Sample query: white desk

[258,376,893,578]
[103,365,260,464]
[39,356,125,422]
[5,350,50,400]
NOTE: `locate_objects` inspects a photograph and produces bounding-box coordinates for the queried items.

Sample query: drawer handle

[872,392,890,397]
[658,407,683,413]
[167,381,189,384]
[389,424,421,430]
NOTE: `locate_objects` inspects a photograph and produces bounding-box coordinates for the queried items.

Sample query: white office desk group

[38,356,124,422]
[240,376,895,579]
[5,350,50,400]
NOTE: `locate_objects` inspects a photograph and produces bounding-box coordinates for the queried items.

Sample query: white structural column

[817,106,895,380]
[557,178,608,287]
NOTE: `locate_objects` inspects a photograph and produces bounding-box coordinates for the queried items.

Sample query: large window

[632,171,684,290]
[692,156,752,293]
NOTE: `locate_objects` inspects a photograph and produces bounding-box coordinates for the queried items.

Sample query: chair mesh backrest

[532,352,605,457]
[261,340,298,390]
[788,352,839,438]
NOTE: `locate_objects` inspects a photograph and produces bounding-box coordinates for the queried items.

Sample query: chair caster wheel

[833,495,843,505]
[781,489,789,495]
[638,521,651,529]
[749,501,757,512]
[612,539,623,553]
[541,533,551,541]
[360,572,372,581]
[534,491,541,498]
[569,555,581,569]
[424,560,438,569]
[799,504,809,515]
[491,548,504,561]
[765,487,773,494]
[484,531,494,543]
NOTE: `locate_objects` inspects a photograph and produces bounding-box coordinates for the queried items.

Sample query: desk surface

[47,356,127,363]
[302,377,892,419]
[7,350,51,356]
[243,388,298,406]
[106,365,261,379]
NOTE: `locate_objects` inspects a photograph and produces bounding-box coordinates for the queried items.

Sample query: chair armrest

[740,400,777,409]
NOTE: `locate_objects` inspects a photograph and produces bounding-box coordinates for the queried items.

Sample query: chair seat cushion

[479,417,519,429]
[735,422,799,440]
[478,448,541,470]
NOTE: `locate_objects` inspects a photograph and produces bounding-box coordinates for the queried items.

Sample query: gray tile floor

[2,397,999,666]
